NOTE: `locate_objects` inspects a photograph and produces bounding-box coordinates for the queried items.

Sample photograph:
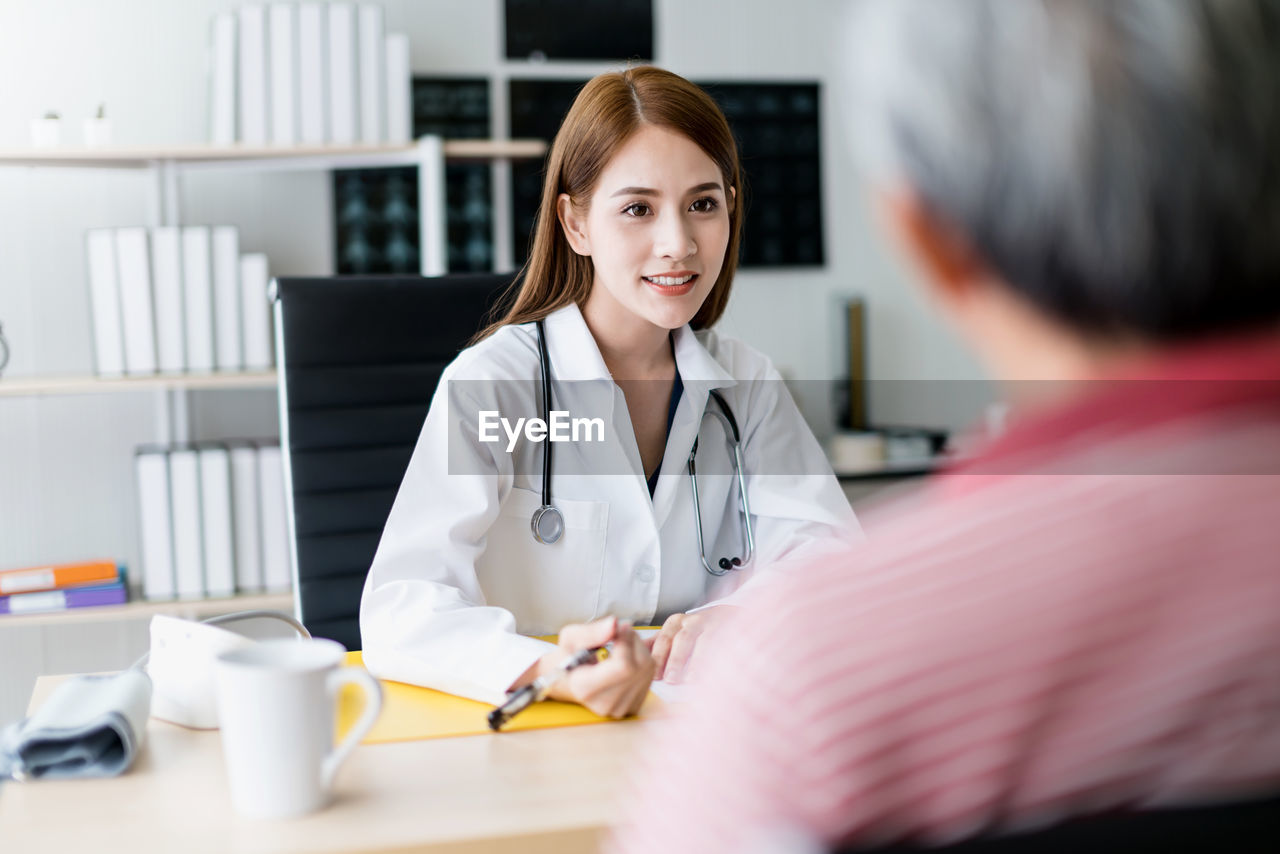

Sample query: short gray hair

[845,0,1280,340]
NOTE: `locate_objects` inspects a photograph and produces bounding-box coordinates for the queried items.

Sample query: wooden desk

[0,675,646,854]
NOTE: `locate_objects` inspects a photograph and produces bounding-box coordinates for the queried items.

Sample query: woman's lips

[642,273,698,296]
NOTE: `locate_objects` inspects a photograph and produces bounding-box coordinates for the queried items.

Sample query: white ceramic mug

[214,638,382,819]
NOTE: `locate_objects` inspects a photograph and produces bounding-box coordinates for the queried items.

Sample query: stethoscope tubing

[530,320,753,574]
[530,319,565,545]
[689,393,756,575]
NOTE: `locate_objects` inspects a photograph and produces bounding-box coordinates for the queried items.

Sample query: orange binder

[0,560,119,596]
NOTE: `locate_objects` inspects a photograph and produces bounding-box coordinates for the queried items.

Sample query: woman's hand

[649,606,737,683]
[535,616,655,718]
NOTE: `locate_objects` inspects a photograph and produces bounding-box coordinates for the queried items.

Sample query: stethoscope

[529,320,756,576]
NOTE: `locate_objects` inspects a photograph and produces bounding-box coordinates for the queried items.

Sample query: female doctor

[360,66,859,717]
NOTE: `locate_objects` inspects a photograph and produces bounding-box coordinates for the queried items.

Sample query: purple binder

[0,581,128,616]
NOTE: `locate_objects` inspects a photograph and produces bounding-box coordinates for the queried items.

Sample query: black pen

[487,645,604,731]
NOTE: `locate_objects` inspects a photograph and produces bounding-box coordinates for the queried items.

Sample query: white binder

[257,444,293,593]
[86,229,126,377]
[211,226,243,371]
[135,448,177,600]
[327,3,357,145]
[298,3,328,144]
[238,5,269,145]
[150,226,187,374]
[169,447,207,600]
[358,4,385,143]
[385,33,411,144]
[210,13,238,144]
[181,227,216,373]
[198,445,237,598]
[115,227,158,376]
[268,3,298,146]
[228,442,264,592]
[240,252,273,370]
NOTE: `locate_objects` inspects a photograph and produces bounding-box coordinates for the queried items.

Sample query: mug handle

[321,666,383,790]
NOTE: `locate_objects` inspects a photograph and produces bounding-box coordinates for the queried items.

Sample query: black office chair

[271,273,516,649]
[844,792,1280,853]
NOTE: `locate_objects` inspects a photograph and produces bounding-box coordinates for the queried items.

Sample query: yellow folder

[337,649,664,744]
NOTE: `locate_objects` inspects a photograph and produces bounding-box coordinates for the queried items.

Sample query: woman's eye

[690,197,719,213]
[622,203,651,217]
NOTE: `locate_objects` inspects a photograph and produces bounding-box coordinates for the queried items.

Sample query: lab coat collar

[541,303,738,392]
[652,327,739,531]
[672,325,737,391]
[541,303,612,382]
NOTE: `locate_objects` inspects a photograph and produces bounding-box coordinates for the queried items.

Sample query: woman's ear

[557,194,591,256]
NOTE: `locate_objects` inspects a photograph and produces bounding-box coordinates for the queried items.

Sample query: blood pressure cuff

[0,669,151,782]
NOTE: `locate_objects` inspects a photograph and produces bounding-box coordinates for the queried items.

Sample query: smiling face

[559,124,733,337]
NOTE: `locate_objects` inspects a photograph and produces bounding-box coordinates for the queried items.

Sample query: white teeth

[645,274,694,286]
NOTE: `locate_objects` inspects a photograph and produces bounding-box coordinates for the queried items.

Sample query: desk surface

[0,675,646,854]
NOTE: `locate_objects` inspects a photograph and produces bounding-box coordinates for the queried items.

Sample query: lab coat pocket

[474,486,609,634]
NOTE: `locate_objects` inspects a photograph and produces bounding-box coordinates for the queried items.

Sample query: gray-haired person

[610,2,1280,851]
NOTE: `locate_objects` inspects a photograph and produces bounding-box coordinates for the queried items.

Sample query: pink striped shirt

[610,338,1280,852]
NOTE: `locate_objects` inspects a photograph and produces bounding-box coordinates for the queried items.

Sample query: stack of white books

[134,441,292,600]
[211,3,412,146]
[85,226,273,377]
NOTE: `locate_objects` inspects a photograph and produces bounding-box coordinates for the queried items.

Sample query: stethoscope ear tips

[718,557,732,570]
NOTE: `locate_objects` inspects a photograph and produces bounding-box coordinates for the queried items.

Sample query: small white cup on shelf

[83,105,112,147]
[29,114,61,148]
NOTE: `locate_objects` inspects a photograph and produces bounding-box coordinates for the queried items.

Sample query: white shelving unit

[0,137,546,627]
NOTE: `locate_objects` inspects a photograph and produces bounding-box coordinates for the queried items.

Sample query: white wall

[0,0,986,576]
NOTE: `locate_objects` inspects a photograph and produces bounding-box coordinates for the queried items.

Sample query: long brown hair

[475,66,743,342]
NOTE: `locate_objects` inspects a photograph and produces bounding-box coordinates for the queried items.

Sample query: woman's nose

[655,214,697,260]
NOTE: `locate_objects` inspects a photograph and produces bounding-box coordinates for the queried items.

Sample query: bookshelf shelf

[0,590,294,628]
[0,138,547,170]
[0,371,278,398]
[831,457,945,480]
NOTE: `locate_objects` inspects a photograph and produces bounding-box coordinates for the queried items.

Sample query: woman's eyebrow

[610,182,723,198]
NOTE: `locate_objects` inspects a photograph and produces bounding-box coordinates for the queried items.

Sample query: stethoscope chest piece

[531,505,564,545]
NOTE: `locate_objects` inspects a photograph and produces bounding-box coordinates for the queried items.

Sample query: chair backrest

[272,273,516,649]
[843,792,1280,853]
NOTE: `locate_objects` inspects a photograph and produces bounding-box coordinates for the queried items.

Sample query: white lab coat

[360,303,860,703]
